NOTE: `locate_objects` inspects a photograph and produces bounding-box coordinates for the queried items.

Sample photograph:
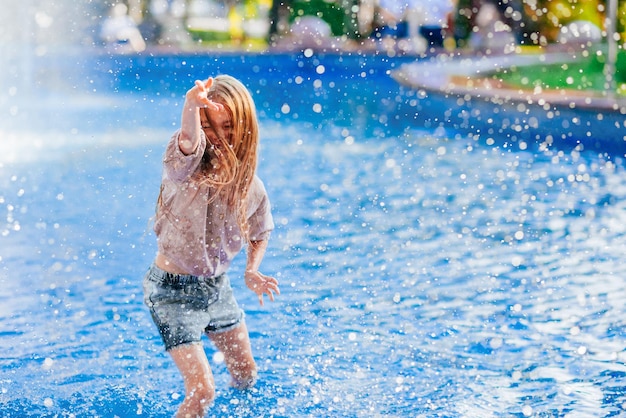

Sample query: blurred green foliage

[491,49,626,94]
[289,0,359,37]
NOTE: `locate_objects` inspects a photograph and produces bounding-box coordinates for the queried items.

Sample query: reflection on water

[1,54,625,417]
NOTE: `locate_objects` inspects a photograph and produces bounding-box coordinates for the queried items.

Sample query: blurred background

[1,0,624,55]
[2,0,625,103]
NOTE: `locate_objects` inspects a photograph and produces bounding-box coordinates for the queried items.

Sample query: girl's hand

[185,78,223,112]
[244,270,280,306]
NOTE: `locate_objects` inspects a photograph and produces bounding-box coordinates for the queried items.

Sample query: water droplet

[489,337,503,349]
[42,358,54,370]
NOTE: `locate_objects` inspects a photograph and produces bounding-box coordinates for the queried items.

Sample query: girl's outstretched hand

[244,270,280,306]
[179,77,224,154]
[186,77,223,112]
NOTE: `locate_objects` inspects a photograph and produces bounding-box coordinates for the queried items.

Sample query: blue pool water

[1,52,625,417]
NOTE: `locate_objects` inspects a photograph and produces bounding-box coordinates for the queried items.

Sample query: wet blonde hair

[198,75,259,241]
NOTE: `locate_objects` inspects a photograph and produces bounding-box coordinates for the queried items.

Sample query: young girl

[143,75,279,417]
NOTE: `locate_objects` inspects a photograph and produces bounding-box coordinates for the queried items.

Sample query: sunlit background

[1,0,626,417]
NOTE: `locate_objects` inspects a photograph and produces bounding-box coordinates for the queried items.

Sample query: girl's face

[200,103,233,148]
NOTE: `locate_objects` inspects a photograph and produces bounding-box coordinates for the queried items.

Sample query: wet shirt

[154,130,274,277]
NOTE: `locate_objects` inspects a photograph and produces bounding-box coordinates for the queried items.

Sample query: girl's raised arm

[178,78,224,155]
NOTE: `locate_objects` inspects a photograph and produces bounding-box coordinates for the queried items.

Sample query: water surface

[1,52,625,417]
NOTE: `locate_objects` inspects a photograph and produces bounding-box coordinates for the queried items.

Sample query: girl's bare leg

[209,322,258,389]
[169,343,215,418]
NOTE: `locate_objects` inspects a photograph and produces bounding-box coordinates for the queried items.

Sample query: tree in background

[452,0,622,48]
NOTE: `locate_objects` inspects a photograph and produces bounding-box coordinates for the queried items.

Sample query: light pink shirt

[154,131,274,277]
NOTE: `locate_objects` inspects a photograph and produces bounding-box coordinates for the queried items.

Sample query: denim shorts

[143,264,244,351]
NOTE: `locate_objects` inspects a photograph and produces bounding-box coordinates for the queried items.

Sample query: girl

[143,75,279,417]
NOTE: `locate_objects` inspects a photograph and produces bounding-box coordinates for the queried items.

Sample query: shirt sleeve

[163,130,207,184]
[247,176,275,242]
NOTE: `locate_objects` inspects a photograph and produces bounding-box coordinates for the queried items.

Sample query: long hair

[198,75,259,242]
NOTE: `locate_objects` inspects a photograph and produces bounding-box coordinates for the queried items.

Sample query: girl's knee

[182,382,215,416]
[196,383,216,405]
[200,377,216,396]
[184,373,216,406]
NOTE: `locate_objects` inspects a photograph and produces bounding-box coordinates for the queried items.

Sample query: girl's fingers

[262,282,279,301]
[248,272,279,305]
[268,282,280,295]
[192,78,222,111]
[263,276,280,294]
[262,274,278,285]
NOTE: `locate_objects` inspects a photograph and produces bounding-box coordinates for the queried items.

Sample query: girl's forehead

[201,106,232,124]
